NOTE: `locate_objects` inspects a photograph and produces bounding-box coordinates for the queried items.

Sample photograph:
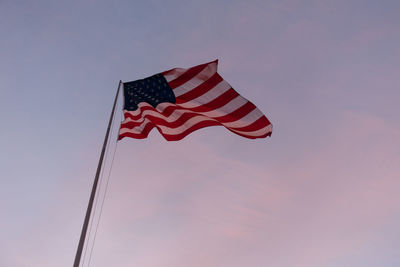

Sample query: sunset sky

[1,0,400,266]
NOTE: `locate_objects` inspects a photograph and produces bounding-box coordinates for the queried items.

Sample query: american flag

[118,60,272,141]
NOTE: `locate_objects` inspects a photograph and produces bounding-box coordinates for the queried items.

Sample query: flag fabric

[118,60,272,141]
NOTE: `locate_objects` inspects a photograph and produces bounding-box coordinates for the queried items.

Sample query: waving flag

[118,60,272,141]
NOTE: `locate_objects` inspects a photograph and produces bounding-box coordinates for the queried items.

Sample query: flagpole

[73,80,122,267]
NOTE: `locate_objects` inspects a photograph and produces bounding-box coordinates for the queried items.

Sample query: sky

[1,0,400,266]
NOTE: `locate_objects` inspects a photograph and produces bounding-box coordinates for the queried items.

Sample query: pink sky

[1,0,399,266]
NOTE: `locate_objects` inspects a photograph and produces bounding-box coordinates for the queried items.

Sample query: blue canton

[123,73,176,111]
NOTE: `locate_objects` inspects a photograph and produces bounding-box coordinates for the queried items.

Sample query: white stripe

[163,68,186,82]
[178,80,231,108]
[123,102,178,118]
[124,102,153,117]
[159,116,215,135]
[119,119,151,135]
[154,102,175,112]
[172,61,217,97]
[199,95,248,118]
[123,106,187,125]
[222,108,264,128]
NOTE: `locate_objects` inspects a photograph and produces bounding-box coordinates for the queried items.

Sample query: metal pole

[73,80,122,267]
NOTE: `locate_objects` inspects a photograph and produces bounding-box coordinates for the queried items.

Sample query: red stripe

[167,62,209,89]
[118,121,155,140]
[213,101,256,123]
[229,116,271,131]
[123,106,178,121]
[157,120,221,141]
[123,105,178,122]
[227,127,272,139]
[123,106,154,121]
[175,73,223,103]
[119,132,147,140]
[186,88,239,113]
